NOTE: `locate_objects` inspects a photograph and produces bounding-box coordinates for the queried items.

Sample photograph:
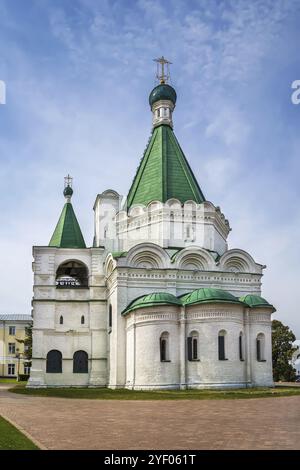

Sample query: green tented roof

[239,294,275,311]
[122,292,182,315]
[126,124,205,209]
[49,202,86,249]
[181,288,243,306]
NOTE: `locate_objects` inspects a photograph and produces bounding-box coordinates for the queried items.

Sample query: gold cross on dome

[153,56,172,84]
[64,174,73,188]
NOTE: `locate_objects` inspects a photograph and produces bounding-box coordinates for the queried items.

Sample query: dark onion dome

[239,294,276,311]
[63,185,73,198]
[122,292,182,315]
[180,288,243,306]
[149,83,177,107]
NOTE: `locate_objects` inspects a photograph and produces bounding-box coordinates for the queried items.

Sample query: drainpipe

[179,306,186,389]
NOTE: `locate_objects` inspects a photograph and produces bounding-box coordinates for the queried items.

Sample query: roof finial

[63,174,73,202]
[153,56,172,84]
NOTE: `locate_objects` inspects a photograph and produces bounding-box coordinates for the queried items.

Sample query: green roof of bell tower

[126,124,205,209]
[49,177,86,249]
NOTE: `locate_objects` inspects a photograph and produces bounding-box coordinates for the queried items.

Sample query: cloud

[205,106,251,146]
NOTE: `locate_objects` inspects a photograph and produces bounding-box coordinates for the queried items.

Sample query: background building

[0,314,32,378]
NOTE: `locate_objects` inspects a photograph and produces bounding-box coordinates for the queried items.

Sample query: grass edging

[8,384,300,400]
[0,415,41,450]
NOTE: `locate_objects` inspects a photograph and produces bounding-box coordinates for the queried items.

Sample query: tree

[16,324,32,361]
[272,320,297,382]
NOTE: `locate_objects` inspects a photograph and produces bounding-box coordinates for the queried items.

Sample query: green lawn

[0,378,17,384]
[9,383,300,400]
[0,416,38,450]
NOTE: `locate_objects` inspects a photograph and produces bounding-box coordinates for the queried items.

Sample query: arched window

[256,333,265,361]
[160,332,170,362]
[73,350,88,373]
[59,315,63,325]
[239,332,244,361]
[46,350,62,373]
[187,331,199,361]
[56,261,88,288]
[218,330,227,360]
[81,315,85,325]
[108,305,112,329]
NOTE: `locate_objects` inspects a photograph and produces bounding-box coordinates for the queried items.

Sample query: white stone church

[28,61,275,389]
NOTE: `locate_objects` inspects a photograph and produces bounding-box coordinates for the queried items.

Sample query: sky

[0,0,299,336]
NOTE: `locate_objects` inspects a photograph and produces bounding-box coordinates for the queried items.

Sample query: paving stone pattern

[0,386,299,450]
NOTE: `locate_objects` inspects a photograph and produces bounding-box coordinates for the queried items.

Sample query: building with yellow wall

[0,314,32,378]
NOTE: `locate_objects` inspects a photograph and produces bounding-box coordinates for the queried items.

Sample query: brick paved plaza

[0,385,299,450]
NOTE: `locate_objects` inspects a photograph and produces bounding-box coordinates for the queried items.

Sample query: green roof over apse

[49,202,86,249]
[181,288,243,306]
[239,294,275,311]
[126,124,205,210]
[122,292,182,315]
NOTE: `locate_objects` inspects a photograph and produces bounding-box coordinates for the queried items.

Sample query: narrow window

[256,333,265,361]
[73,351,88,373]
[46,350,62,373]
[170,212,174,240]
[160,332,169,362]
[109,305,112,329]
[81,315,85,325]
[161,339,167,361]
[239,333,243,361]
[256,338,261,361]
[187,331,199,361]
[59,315,63,325]
[193,338,198,360]
[218,330,227,360]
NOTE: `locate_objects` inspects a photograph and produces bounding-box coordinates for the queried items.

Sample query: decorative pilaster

[245,309,252,387]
